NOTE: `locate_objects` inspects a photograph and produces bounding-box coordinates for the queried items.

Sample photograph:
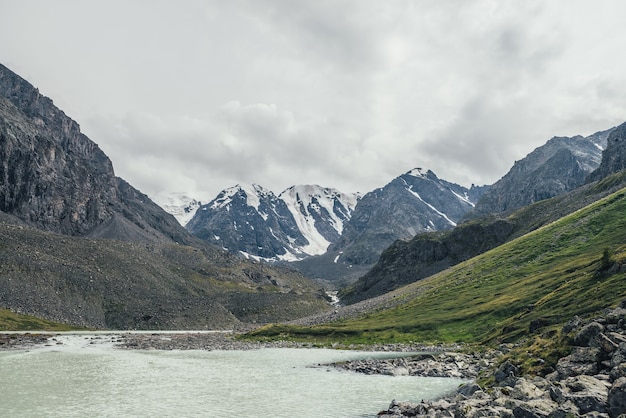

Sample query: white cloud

[2,0,626,200]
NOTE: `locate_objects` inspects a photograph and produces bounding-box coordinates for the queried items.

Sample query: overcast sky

[2,1,626,201]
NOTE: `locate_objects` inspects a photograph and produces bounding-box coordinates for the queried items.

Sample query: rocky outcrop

[377,303,626,417]
[470,130,612,219]
[588,122,626,183]
[0,63,191,244]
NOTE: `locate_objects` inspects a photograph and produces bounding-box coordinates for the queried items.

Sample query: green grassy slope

[250,188,626,345]
[0,309,80,331]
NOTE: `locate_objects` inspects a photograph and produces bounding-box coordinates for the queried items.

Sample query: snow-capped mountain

[325,168,485,267]
[185,184,360,261]
[152,192,204,226]
[279,185,360,256]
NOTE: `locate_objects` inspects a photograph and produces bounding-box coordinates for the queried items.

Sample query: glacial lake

[0,333,466,417]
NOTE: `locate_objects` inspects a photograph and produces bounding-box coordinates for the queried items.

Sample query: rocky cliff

[588,121,626,182]
[470,130,611,218]
[0,63,189,244]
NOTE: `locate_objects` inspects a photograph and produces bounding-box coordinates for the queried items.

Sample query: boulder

[608,376,626,417]
[496,360,520,383]
[575,322,606,347]
[556,347,600,378]
[551,375,609,414]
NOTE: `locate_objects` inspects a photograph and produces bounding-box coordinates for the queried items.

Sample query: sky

[1,1,626,202]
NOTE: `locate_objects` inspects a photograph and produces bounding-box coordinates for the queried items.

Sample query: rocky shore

[375,303,626,417]
[0,333,51,349]
[5,304,626,417]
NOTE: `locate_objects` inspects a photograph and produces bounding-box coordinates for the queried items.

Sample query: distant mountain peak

[405,167,434,178]
[185,183,360,262]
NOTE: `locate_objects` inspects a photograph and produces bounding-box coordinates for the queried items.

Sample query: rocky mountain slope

[339,122,626,304]
[186,183,359,261]
[469,129,611,218]
[0,63,331,329]
[0,214,328,329]
[0,63,193,245]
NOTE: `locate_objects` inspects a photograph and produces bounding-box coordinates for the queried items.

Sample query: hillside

[339,171,626,304]
[250,186,626,344]
[0,215,329,330]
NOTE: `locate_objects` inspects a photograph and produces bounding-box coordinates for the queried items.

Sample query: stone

[458,382,483,397]
[556,347,600,378]
[562,375,609,414]
[496,360,520,383]
[608,377,626,417]
[575,322,606,347]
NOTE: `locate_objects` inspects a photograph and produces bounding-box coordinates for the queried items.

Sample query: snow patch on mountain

[152,192,205,226]
[279,185,360,256]
[405,184,457,227]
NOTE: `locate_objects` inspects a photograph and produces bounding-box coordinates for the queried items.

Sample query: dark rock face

[470,130,611,218]
[329,168,483,267]
[0,63,190,244]
[588,122,626,183]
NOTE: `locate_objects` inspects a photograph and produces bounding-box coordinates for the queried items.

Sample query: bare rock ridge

[0,63,190,244]
[588,122,626,182]
[469,129,612,219]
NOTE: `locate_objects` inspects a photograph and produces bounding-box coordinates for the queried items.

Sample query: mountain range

[186,183,359,262]
[161,127,609,285]
[2,60,626,340]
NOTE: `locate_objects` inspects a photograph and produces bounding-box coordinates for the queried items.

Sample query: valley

[2,59,626,417]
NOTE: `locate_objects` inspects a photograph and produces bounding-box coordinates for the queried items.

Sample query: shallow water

[0,334,465,417]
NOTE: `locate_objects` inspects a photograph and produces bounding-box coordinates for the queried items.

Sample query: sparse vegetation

[0,308,80,331]
[249,188,626,346]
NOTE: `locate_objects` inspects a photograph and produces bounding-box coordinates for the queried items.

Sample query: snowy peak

[209,183,272,211]
[152,192,204,226]
[279,185,359,233]
[405,167,434,179]
[330,168,479,266]
[279,185,360,256]
[187,183,359,262]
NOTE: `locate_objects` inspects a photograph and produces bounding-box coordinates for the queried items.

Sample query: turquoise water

[0,334,464,417]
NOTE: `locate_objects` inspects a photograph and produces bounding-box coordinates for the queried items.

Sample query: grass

[249,188,626,346]
[0,309,82,331]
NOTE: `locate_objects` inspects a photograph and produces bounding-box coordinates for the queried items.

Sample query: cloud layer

[2,1,626,200]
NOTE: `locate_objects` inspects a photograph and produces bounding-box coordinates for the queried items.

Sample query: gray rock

[608,376,626,417]
[562,375,609,414]
[496,360,520,383]
[556,347,600,378]
[458,382,483,397]
[575,322,606,347]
